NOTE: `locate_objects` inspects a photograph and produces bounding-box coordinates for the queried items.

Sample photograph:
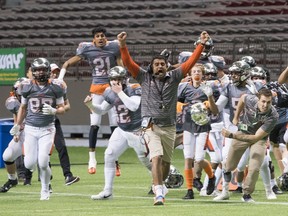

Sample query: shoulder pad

[77,42,92,49]
[20,80,33,97]
[130,83,141,89]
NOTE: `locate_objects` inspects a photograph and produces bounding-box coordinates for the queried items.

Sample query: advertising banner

[0,48,26,85]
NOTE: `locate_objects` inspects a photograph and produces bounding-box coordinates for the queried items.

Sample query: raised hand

[117,32,127,47]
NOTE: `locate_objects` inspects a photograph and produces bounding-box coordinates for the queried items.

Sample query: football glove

[245,78,258,95]
[200,82,213,97]
[10,124,20,136]
[42,103,57,115]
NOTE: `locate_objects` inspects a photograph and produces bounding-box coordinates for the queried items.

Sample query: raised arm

[181,31,210,76]
[117,32,140,78]
[278,66,288,84]
[58,55,82,80]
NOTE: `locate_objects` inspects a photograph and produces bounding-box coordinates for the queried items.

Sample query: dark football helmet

[229,61,251,86]
[194,38,214,60]
[277,172,288,191]
[31,58,51,82]
[203,62,218,80]
[108,66,127,85]
[240,56,256,67]
[249,66,267,81]
[164,165,184,188]
[160,49,171,61]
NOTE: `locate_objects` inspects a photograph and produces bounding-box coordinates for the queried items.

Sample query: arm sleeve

[120,46,140,78]
[181,44,204,76]
[215,95,228,112]
[90,100,113,115]
[117,91,140,111]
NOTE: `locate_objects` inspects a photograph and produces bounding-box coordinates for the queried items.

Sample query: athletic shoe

[213,190,230,201]
[115,161,121,177]
[206,176,216,195]
[233,186,243,193]
[154,195,164,205]
[91,190,113,200]
[49,184,53,193]
[182,189,194,199]
[88,161,97,174]
[272,185,283,194]
[40,190,50,201]
[65,176,80,186]
[266,190,277,200]
[0,179,18,193]
[241,194,255,203]
[24,178,31,186]
[148,186,154,195]
[193,178,203,192]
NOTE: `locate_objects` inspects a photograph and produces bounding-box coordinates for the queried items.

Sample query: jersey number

[29,98,53,113]
[115,104,130,123]
[93,57,111,76]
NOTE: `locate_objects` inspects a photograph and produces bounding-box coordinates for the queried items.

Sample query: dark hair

[147,55,168,73]
[91,26,107,37]
[258,88,272,98]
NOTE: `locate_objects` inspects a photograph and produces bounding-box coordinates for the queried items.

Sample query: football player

[84,66,152,200]
[59,26,122,175]
[0,78,28,193]
[177,63,219,199]
[10,58,66,200]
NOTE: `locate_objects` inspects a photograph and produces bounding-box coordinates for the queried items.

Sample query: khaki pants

[145,124,176,163]
[224,131,266,195]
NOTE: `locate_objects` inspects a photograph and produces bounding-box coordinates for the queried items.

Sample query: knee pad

[4,161,14,165]
[223,170,232,182]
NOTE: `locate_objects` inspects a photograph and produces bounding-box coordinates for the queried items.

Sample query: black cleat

[183,189,194,199]
[241,194,255,202]
[272,185,283,194]
[65,176,80,186]
[49,184,53,193]
[193,178,203,192]
[233,186,243,193]
[207,176,216,195]
[24,178,31,186]
[0,179,18,193]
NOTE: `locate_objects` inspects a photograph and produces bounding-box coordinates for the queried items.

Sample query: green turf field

[0,146,288,216]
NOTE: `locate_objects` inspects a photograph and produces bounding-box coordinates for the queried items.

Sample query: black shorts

[269,122,287,144]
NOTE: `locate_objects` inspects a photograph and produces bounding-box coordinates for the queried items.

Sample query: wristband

[228,133,234,139]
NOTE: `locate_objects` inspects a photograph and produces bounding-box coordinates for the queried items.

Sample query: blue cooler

[0,119,14,168]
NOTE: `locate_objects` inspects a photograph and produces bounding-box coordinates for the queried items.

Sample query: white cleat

[213,191,229,201]
[266,191,277,200]
[40,190,50,201]
[91,191,113,200]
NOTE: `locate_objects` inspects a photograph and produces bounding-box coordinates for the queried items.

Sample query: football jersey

[220,82,263,122]
[76,40,120,85]
[240,94,278,136]
[20,79,65,127]
[103,84,142,132]
[177,82,219,133]
[5,96,20,115]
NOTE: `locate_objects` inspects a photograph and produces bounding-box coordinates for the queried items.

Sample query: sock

[203,162,214,179]
[214,166,222,188]
[154,185,163,197]
[89,152,97,166]
[237,182,243,187]
[271,178,276,187]
[8,174,17,180]
[184,169,193,190]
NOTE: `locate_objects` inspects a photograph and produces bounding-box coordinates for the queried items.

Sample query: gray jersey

[136,67,183,126]
[103,84,142,131]
[221,82,263,122]
[178,82,219,133]
[76,40,120,85]
[240,94,278,136]
[20,79,65,127]
[5,96,20,115]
